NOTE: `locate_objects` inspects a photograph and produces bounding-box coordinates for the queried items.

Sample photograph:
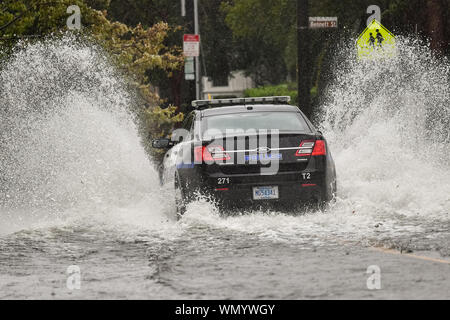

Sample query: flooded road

[0,36,449,299]
[1,210,450,299]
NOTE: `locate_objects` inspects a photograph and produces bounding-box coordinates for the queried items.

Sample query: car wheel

[317,179,337,211]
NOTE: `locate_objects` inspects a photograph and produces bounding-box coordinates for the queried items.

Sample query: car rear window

[203,111,311,135]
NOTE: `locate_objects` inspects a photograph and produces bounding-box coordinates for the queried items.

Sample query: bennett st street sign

[309,17,338,29]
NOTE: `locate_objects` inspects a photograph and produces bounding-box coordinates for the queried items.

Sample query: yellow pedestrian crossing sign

[356,20,396,59]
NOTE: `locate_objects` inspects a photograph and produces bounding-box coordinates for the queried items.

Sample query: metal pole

[297,0,311,118]
[194,0,201,100]
[181,0,186,17]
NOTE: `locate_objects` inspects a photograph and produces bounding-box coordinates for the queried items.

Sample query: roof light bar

[192,96,291,109]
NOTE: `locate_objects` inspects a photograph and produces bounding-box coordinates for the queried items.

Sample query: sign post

[193,0,200,100]
[183,34,200,90]
[181,0,201,100]
[297,0,311,118]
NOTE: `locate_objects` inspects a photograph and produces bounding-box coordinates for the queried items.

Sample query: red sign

[183,34,200,57]
[184,34,200,42]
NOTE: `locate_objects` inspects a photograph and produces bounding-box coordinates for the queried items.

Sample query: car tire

[317,179,337,211]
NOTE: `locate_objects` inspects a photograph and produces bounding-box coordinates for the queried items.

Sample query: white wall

[202,71,254,100]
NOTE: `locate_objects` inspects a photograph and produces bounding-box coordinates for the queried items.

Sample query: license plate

[253,186,279,200]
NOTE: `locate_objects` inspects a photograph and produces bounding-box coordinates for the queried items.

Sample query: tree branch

[0,1,62,32]
[0,12,24,32]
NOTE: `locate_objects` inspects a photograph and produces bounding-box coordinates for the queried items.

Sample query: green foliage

[221,0,296,85]
[200,0,234,86]
[225,0,450,116]
[2,0,448,146]
[0,0,185,151]
[90,16,184,106]
[145,106,184,138]
[144,105,184,159]
[222,0,295,48]
[106,0,189,109]
[0,0,102,36]
[244,83,298,106]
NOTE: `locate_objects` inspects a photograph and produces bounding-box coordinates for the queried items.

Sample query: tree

[426,0,447,52]
[221,0,296,85]
[199,0,233,86]
[0,0,185,154]
[383,0,449,54]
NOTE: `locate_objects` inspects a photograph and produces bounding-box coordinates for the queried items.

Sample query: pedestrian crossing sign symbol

[356,20,396,59]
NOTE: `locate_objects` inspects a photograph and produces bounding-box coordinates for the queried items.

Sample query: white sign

[185,57,195,80]
[309,17,338,29]
[183,34,200,57]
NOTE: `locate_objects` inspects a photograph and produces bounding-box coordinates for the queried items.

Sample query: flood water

[0,36,449,299]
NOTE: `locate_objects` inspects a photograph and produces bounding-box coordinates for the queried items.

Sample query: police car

[152,96,337,215]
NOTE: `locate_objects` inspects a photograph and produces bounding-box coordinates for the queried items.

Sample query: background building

[202,71,254,100]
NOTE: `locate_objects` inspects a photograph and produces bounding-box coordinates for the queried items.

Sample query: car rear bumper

[181,167,327,208]
[210,182,322,208]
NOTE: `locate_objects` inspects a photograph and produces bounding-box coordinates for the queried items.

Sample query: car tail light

[194,145,231,163]
[296,140,326,157]
[312,140,326,156]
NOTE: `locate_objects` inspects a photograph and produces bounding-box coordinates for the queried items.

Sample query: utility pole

[194,0,201,100]
[297,0,311,118]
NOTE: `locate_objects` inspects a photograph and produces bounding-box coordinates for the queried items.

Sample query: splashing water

[0,37,172,235]
[181,37,450,245]
[0,36,449,246]
[1,35,450,300]
[320,37,450,219]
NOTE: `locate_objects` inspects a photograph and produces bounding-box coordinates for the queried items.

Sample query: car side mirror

[152,138,172,149]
